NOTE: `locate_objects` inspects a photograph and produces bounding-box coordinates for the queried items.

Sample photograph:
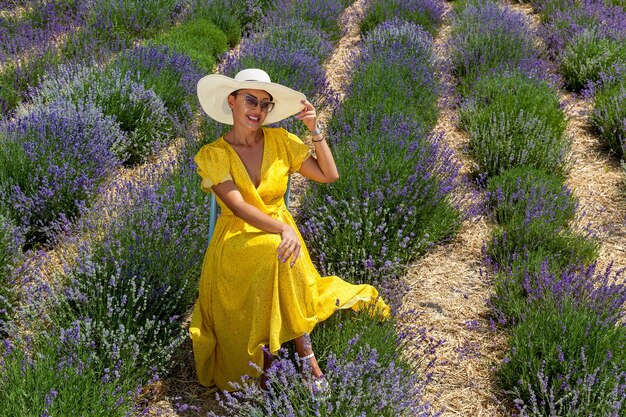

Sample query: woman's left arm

[295,100,339,184]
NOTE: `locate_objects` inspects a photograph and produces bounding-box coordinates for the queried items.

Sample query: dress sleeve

[194,144,232,193]
[284,130,311,173]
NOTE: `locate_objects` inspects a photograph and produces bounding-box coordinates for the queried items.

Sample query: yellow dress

[189,127,390,390]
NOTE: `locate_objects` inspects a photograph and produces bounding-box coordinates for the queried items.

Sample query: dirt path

[564,95,626,271]
[399,5,509,416]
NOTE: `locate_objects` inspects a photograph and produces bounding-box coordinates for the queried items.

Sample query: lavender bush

[301,113,461,293]
[361,0,445,35]
[486,166,575,227]
[0,0,97,115]
[0,50,62,116]
[447,0,540,95]
[59,158,210,374]
[487,225,599,324]
[265,0,350,41]
[151,17,229,72]
[460,72,569,178]
[486,206,597,270]
[535,0,626,57]
[110,44,205,132]
[0,214,23,334]
[0,214,23,277]
[209,339,440,417]
[591,79,626,158]
[484,167,598,323]
[0,322,148,416]
[515,357,626,417]
[0,100,123,246]
[188,0,244,46]
[341,19,439,129]
[499,294,626,415]
[88,0,182,41]
[29,63,176,165]
[0,0,90,64]
[300,18,460,300]
[250,17,334,65]
[310,307,429,371]
[560,30,626,92]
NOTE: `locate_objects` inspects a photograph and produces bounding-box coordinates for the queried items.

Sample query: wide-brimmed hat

[197,68,307,125]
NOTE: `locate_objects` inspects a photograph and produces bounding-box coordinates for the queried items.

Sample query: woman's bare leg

[260,348,274,389]
[294,335,323,378]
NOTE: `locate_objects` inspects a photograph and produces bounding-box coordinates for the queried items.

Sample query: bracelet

[312,135,325,143]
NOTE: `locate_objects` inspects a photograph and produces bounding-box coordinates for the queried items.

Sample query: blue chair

[208,176,292,243]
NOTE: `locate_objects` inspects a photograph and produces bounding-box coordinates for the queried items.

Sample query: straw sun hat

[197,68,307,125]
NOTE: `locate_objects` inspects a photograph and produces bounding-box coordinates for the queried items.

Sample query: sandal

[298,353,331,400]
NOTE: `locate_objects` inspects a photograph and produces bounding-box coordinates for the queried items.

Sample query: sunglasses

[235,93,275,113]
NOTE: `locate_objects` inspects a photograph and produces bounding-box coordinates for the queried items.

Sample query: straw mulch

[396,8,511,415]
[562,94,626,272]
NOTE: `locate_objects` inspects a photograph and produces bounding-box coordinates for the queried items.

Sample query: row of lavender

[0,1,246,348]
[448,0,626,415]
[0,1,265,415]
[206,0,458,415]
[0,0,254,115]
[529,0,626,165]
[0,0,266,325]
[0,0,261,254]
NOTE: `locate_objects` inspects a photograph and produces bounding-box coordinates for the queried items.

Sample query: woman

[189,68,390,394]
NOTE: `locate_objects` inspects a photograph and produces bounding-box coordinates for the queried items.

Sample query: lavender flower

[361,0,446,35]
[210,343,441,417]
[111,43,205,130]
[591,78,626,158]
[0,99,124,245]
[29,63,176,164]
[447,0,542,91]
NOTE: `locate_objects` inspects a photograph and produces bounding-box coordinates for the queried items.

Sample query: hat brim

[197,74,307,125]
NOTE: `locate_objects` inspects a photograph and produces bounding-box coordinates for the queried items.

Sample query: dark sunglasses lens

[243,94,273,112]
[243,95,258,108]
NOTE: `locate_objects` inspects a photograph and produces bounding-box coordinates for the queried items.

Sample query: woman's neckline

[222,128,266,190]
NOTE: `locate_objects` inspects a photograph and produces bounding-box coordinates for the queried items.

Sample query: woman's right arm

[211,180,301,266]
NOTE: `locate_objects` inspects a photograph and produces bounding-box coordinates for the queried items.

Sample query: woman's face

[228,88,273,130]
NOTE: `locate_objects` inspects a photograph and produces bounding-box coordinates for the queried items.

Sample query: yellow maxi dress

[189,127,390,390]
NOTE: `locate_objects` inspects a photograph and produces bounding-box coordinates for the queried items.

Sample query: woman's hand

[277,225,301,267]
[295,99,317,132]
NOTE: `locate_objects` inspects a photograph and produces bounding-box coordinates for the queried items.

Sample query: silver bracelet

[309,122,323,136]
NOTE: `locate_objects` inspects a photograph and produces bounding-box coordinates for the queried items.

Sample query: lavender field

[1,0,625,416]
